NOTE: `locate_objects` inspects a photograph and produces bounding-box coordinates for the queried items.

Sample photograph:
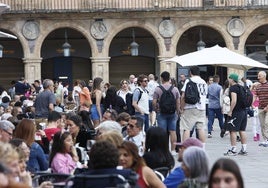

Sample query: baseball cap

[229,73,239,82]
[174,137,203,148]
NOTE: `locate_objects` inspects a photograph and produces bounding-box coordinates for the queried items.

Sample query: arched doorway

[177,26,227,85]
[245,25,268,82]
[109,27,157,86]
[41,28,92,89]
[0,29,23,89]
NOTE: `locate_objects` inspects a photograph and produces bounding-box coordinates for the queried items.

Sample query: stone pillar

[23,58,42,84]
[90,57,110,83]
[158,56,177,78]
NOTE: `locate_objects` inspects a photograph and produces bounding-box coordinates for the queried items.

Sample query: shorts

[90,104,103,121]
[180,108,206,131]
[157,113,177,131]
[226,110,247,132]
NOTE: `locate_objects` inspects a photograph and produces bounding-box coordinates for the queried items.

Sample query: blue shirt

[27,142,49,173]
[164,167,185,188]
[208,82,222,109]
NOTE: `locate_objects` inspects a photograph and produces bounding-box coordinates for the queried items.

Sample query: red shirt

[256,82,268,109]
[44,128,61,141]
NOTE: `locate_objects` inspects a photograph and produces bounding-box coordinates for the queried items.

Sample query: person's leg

[197,128,206,143]
[215,108,224,130]
[144,114,149,132]
[207,108,214,136]
[135,112,146,131]
[230,131,237,149]
[195,109,206,143]
[180,109,195,141]
[166,113,177,151]
[176,116,181,142]
[182,130,190,141]
[240,131,247,144]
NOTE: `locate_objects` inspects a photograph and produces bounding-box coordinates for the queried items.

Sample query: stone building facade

[0,0,267,88]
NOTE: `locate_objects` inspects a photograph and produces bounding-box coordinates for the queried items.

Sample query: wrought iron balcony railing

[1,0,268,13]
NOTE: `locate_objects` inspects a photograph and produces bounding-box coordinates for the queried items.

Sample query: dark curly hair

[89,140,119,169]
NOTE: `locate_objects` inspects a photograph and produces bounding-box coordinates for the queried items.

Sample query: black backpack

[184,79,200,104]
[158,85,176,114]
[239,85,253,108]
[125,88,142,115]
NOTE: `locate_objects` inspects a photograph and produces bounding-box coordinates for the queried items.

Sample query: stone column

[23,58,42,84]
[90,57,111,83]
[158,56,177,78]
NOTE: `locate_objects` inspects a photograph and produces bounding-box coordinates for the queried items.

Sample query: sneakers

[223,149,237,156]
[208,133,212,138]
[238,150,248,156]
[259,142,268,147]
[254,134,260,141]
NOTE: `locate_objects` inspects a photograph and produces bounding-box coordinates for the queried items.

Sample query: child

[49,131,78,174]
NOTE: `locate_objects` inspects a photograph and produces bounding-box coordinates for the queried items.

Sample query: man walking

[132,74,150,132]
[256,71,268,147]
[147,74,159,126]
[153,71,180,155]
[207,75,224,138]
[224,73,248,155]
[180,66,207,145]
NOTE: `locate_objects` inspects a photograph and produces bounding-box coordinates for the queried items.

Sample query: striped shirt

[256,82,268,109]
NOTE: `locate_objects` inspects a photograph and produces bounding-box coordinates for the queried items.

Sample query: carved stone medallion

[90,21,108,40]
[159,20,176,38]
[227,18,245,37]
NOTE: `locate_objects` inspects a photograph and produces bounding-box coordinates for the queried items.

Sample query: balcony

[0,0,268,13]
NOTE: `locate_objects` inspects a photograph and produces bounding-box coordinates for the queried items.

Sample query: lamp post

[62,30,71,57]
[0,44,3,58]
[196,29,206,51]
[130,28,139,56]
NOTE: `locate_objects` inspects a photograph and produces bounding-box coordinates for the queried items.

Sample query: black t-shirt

[229,84,244,112]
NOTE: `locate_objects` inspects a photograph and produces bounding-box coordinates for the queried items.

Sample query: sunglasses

[127,124,136,129]
[3,129,12,136]
[142,80,148,83]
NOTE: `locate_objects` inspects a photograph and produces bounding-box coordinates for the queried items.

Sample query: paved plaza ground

[194,117,268,188]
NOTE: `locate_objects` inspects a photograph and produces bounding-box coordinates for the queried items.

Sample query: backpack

[239,85,253,108]
[125,88,142,115]
[158,85,176,114]
[184,79,200,104]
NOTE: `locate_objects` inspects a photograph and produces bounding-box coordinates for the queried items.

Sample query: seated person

[78,141,137,187]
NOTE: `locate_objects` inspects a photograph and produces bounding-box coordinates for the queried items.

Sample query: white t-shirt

[147,80,159,100]
[182,76,207,110]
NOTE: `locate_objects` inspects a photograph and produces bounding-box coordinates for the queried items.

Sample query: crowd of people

[0,67,263,187]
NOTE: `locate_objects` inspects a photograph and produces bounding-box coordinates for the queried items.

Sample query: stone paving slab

[204,117,268,188]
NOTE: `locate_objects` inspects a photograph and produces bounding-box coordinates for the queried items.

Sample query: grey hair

[96,120,122,134]
[0,120,15,131]
[43,79,53,89]
[182,146,209,183]
[259,71,267,77]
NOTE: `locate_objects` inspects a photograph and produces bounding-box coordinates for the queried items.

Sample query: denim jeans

[207,108,224,133]
[157,113,177,132]
[135,112,149,132]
